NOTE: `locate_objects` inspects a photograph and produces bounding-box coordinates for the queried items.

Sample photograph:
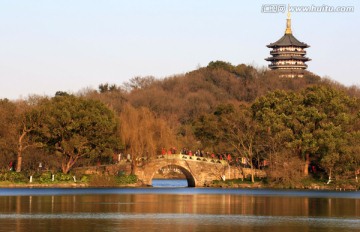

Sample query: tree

[119,104,175,173]
[252,90,303,180]
[15,99,45,172]
[38,95,120,174]
[193,104,235,152]
[194,103,260,182]
[123,76,156,91]
[0,99,18,170]
[193,114,221,152]
[219,104,260,182]
[346,131,360,182]
[300,86,358,179]
[98,83,122,93]
[252,86,360,181]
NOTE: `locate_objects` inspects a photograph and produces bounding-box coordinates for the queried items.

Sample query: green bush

[38,172,53,183]
[116,174,138,185]
[36,172,74,183]
[80,175,89,183]
[58,173,73,181]
[0,172,28,183]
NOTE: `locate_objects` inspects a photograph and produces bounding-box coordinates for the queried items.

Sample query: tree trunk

[250,162,255,183]
[303,153,310,176]
[61,163,69,174]
[62,155,78,174]
[131,161,136,175]
[16,155,22,172]
[16,130,28,172]
[239,167,244,181]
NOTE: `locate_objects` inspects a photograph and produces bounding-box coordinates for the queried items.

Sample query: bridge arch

[134,155,229,187]
[149,164,196,187]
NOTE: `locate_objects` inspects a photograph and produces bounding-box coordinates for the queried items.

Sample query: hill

[88,60,359,145]
[2,61,359,188]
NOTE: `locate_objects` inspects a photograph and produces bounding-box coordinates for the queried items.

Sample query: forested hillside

[1,61,359,186]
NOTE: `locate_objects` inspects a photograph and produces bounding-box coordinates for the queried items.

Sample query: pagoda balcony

[269,64,308,69]
[270,50,306,55]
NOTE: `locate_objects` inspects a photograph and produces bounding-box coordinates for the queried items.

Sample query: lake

[0,179,359,232]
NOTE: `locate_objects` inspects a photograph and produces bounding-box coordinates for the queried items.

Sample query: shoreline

[0,181,358,191]
[0,182,144,189]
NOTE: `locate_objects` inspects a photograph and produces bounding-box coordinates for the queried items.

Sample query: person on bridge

[227,154,232,162]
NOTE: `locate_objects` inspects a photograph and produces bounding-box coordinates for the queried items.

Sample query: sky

[0,0,359,100]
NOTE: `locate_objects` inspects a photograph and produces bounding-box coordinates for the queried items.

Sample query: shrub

[0,172,28,183]
[39,172,52,183]
[80,175,89,183]
[58,173,73,182]
[116,174,138,185]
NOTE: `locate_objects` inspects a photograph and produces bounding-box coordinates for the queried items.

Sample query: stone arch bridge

[134,154,257,187]
[86,154,266,187]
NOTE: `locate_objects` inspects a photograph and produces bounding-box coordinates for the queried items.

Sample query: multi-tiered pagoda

[265,12,310,78]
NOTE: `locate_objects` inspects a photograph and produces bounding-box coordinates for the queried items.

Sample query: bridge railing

[156,153,228,165]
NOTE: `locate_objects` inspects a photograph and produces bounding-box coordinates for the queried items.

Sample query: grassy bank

[0,171,139,188]
[1,171,359,190]
[208,177,360,191]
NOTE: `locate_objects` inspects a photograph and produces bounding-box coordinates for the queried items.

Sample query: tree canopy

[37,95,121,174]
[1,61,359,185]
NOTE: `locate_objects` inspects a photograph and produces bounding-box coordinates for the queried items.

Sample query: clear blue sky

[0,0,359,99]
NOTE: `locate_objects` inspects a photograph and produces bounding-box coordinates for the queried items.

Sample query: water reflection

[0,187,360,232]
[3,194,359,217]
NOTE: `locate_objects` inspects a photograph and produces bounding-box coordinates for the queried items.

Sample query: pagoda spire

[285,7,292,34]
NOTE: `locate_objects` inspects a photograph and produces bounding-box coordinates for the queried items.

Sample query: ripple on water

[0,213,359,229]
[0,187,360,199]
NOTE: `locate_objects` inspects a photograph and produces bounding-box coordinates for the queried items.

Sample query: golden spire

[285,6,292,34]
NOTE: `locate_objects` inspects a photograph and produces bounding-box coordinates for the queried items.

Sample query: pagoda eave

[267,33,310,48]
[265,56,310,61]
[270,50,306,55]
[267,44,310,49]
[269,64,308,69]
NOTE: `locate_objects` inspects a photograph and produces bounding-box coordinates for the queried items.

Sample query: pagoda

[265,11,310,78]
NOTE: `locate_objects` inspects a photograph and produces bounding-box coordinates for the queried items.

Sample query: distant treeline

[1,61,359,186]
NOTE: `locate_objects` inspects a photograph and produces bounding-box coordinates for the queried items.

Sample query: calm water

[0,180,360,232]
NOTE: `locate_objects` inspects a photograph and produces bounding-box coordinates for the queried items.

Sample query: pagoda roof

[265,56,311,61]
[267,33,309,48]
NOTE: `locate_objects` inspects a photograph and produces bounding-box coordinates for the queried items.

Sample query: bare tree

[119,104,175,173]
[219,105,259,182]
